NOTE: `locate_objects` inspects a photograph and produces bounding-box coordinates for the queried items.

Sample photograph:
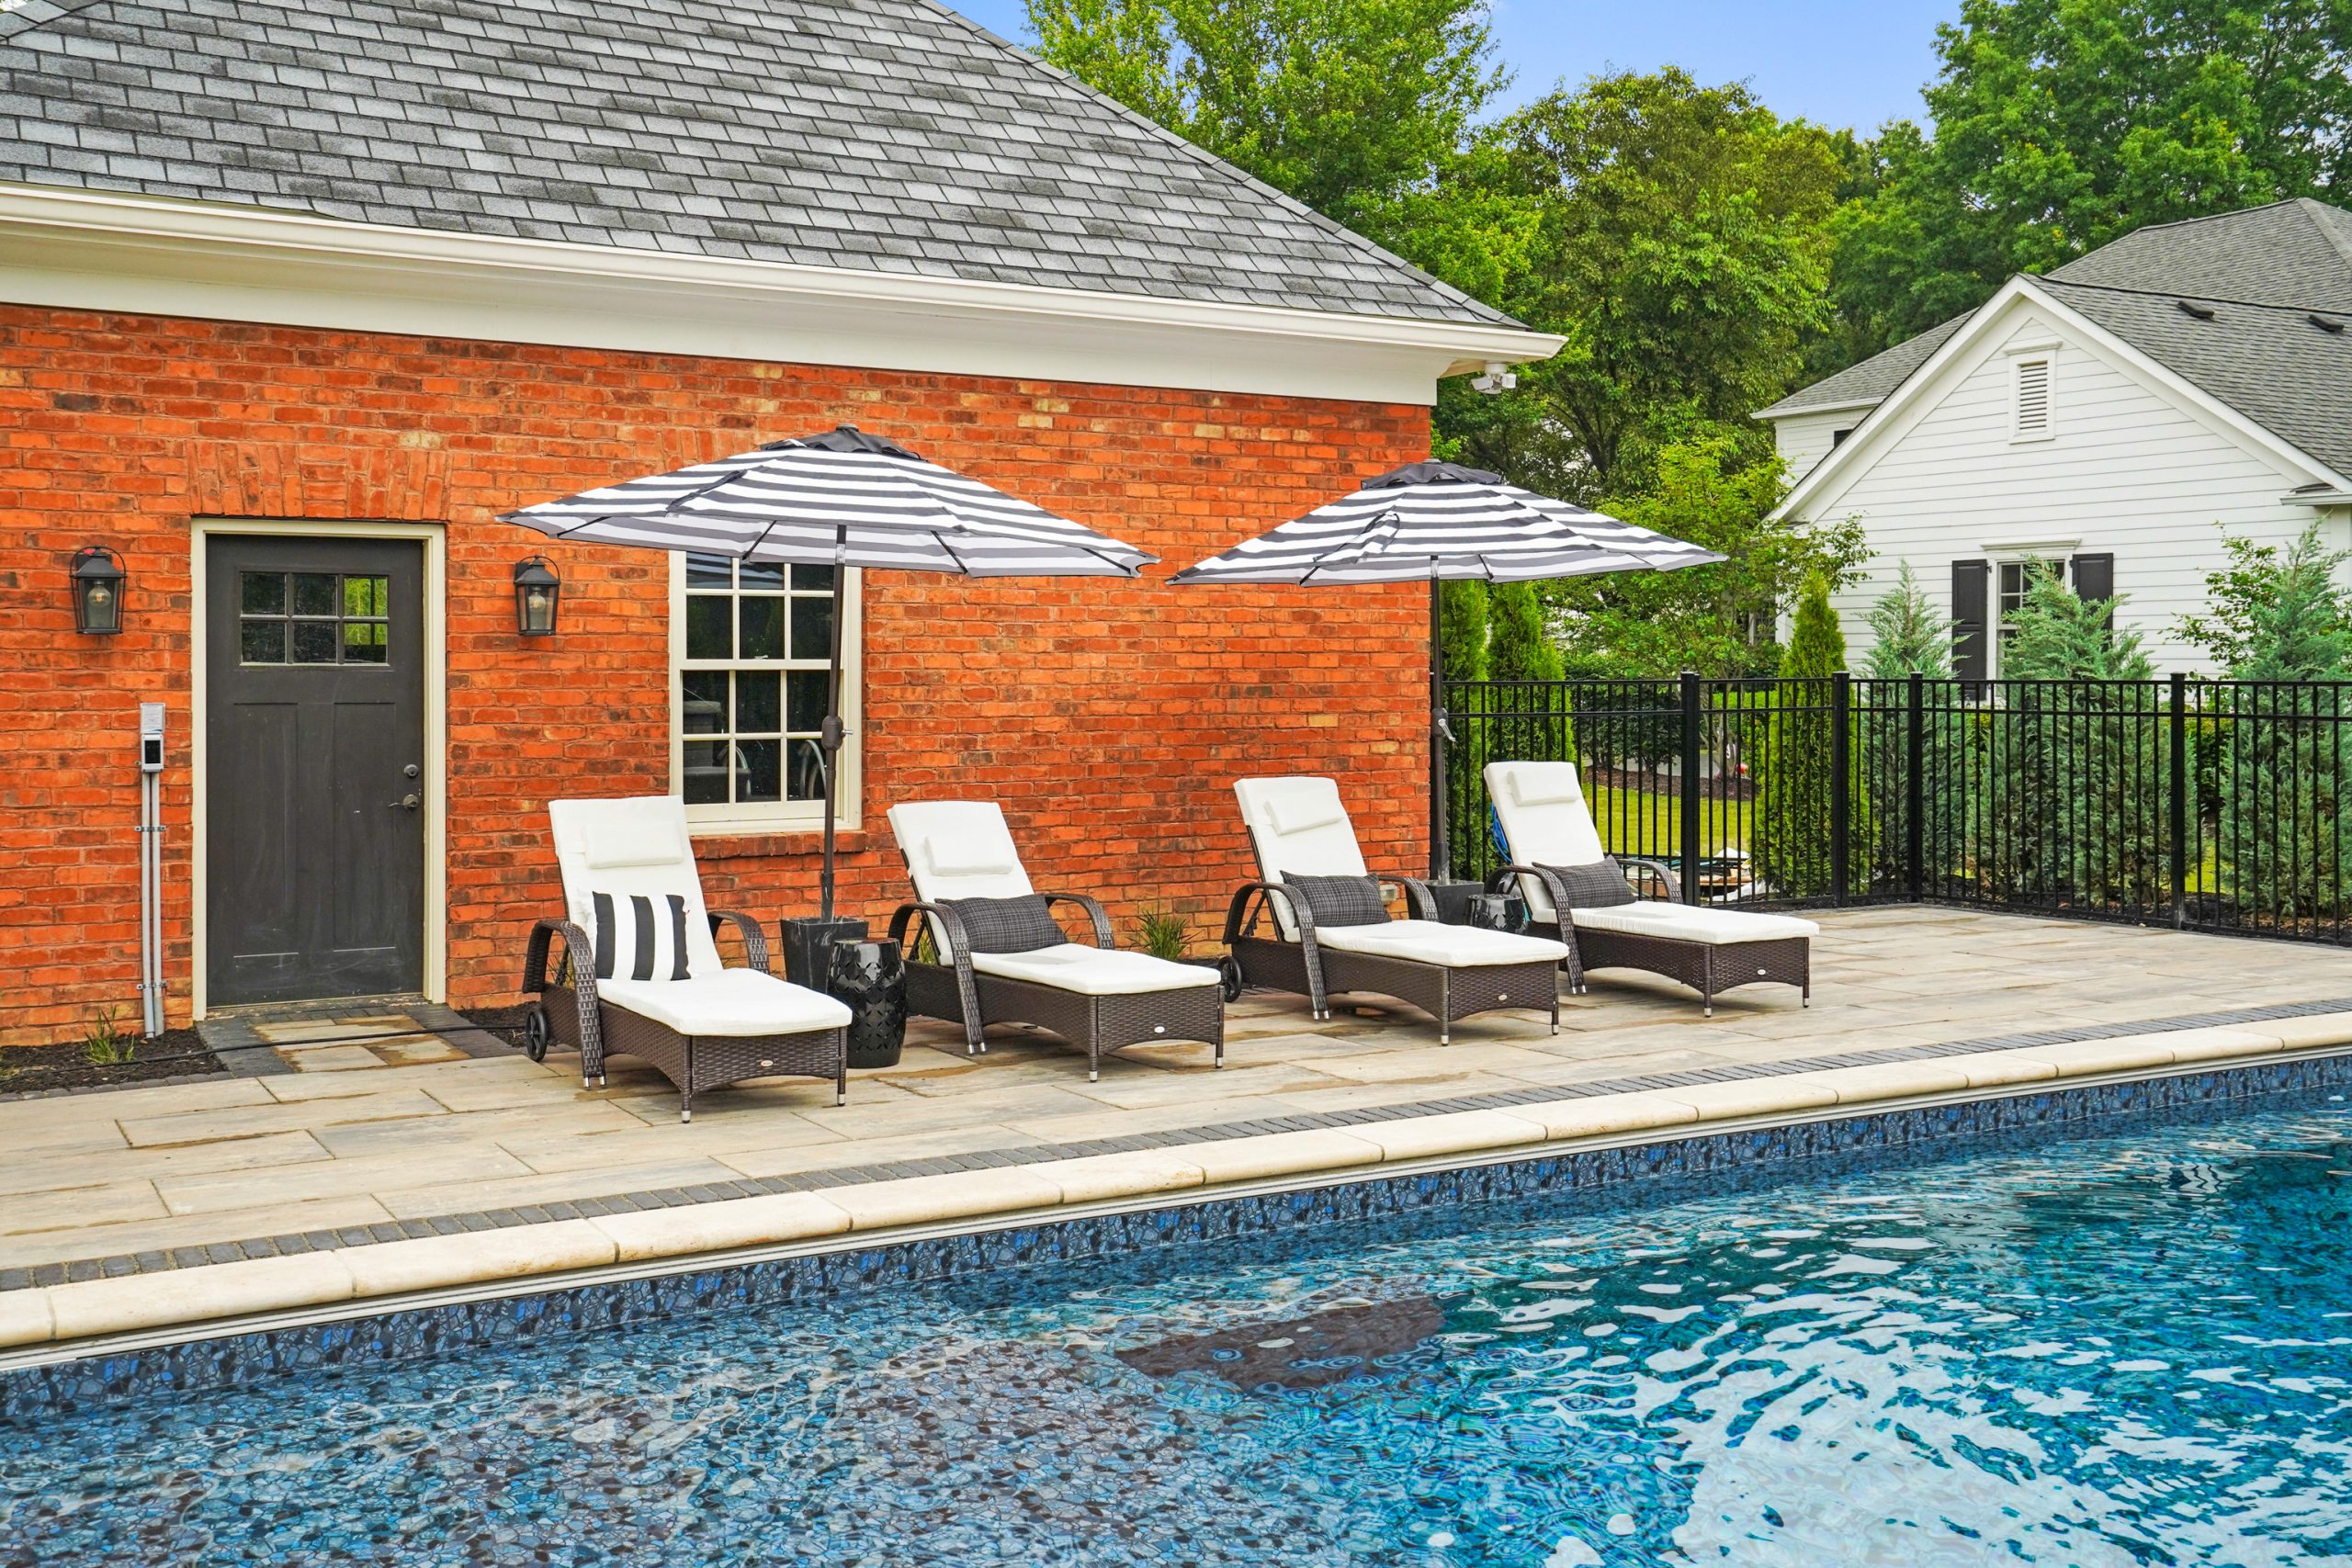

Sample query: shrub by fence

[1445,673,2352,944]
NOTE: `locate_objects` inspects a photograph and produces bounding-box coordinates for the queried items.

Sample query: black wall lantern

[513,555,560,637]
[71,546,126,636]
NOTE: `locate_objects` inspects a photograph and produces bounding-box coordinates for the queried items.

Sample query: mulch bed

[0,1028,228,1099]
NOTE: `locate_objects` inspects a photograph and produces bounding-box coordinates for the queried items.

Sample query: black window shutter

[1952,559,1991,687]
[2070,553,2116,631]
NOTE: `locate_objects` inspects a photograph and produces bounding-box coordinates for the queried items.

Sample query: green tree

[2178,522,2352,671]
[1446,70,1845,498]
[1548,433,1866,678]
[1984,565,2168,908]
[1023,0,1504,249]
[1831,0,2352,356]
[1859,562,1962,888]
[1487,581,1563,683]
[1753,571,1869,896]
[2206,523,2352,920]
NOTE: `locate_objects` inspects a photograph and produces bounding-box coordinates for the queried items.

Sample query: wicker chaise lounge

[1485,761,1817,1015]
[886,801,1224,1080]
[1224,776,1569,1043]
[522,795,851,1121]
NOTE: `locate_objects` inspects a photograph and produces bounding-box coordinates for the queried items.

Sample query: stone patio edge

[7,1016,2348,1355]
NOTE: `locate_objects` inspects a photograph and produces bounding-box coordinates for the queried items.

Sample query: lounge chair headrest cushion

[582,817,686,869]
[1267,794,1348,837]
[1508,768,1585,808]
[925,836,1020,878]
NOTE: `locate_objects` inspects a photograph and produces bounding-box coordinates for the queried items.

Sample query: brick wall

[0,306,1431,1046]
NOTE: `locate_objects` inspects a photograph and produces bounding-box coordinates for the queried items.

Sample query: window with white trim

[670,555,859,829]
[2011,355,2052,440]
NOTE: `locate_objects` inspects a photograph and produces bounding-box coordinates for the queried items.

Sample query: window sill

[691,828,868,862]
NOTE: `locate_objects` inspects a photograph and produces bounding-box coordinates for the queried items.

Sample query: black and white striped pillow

[590,891,692,981]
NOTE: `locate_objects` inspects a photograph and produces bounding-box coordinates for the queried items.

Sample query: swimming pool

[4,1089,2349,1566]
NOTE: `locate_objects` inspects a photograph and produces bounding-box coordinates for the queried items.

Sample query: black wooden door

[207,536,426,1005]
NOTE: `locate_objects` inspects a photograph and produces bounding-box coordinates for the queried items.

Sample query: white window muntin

[668,554,861,833]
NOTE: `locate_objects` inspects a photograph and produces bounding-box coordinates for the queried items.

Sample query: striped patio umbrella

[502,425,1154,919]
[1170,459,1723,880]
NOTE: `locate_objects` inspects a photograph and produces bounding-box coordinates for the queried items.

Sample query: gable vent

[2176,299,2217,321]
[2014,357,2052,437]
[2312,313,2346,334]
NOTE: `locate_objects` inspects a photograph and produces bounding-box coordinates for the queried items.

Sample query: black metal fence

[1445,674,2352,944]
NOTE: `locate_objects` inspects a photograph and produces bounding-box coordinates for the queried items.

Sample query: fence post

[1830,671,1851,907]
[1906,671,1926,901]
[1679,671,1702,906]
[2169,671,2188,929]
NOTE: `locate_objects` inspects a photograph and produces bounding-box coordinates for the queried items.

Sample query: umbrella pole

[818,530,848,923]
[1430,570,1450,883]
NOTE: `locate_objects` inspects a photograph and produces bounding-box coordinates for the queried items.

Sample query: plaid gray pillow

[1536,858,1637,909]
[1283,874,1389,929]
[939,894,1066,953]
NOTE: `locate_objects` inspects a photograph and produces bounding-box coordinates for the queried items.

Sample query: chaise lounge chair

[1485,761,1817,1015]
[1224,776,1569,1043]
[886,801,1224,1080]
[522,795,851,1121]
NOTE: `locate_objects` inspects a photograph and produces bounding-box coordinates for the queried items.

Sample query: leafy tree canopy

[1861,561,1956,680]
[2002,564,2154,680]
[2178,521,2352,677]
[1832,0,2352,355]
[1023,0,1504,246]
[1547,433,1865,678]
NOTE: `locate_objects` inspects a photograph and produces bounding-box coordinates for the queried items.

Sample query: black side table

[1422,880,1488,926]
[827,936,907,1069]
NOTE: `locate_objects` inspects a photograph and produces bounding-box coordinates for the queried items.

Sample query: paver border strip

[6,994,2352,1292]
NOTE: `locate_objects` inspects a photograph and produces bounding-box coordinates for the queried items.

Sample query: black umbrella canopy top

[1170,460,1723,586]
[500,425,1154,578]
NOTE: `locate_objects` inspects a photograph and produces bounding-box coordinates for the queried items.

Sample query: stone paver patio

[4,906,2347,1301]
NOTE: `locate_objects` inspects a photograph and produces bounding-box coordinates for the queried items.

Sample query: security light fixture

[513,555,560,637]
[71,545,125,635]
[1470,361,1519,395]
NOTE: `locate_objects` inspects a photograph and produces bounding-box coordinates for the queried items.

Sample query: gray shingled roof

[2041,279,2352,479]
[0,0,1513,327]
[1759,198,2352,479]
[1753,311,1972,417]
[2050,198,2352,311]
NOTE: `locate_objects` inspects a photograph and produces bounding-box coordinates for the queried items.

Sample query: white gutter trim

[0,186,1560,402]
[1753,394,1883,422]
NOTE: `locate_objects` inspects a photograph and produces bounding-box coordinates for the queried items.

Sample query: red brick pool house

[0,0,1557,1045]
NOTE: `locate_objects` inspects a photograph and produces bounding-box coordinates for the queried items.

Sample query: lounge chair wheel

[521,1003,552,1064]
[1217,955,1245,1004]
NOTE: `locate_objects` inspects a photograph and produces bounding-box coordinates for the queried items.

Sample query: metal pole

[1430,571,1450,883]
[2169,671,2188,929]
[1830,671,1851,906]
[818,528,849,922]
[1906,671,1926,901]
[138,770,158,1038]
[1679,671,1701,905]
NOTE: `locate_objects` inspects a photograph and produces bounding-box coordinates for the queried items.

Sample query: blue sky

[943,0,1961,134]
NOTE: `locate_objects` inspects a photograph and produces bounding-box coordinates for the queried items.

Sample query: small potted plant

[1134,904,1244,1000]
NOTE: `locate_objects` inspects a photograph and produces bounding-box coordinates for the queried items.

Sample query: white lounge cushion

[1233,776,1373,940]
[548,795,726,978]
[967,943,1222,997]
[1484,761,1609,919]
[1313,919,1568,968]
[595,969,852,1037]
[888,801,1038,958]
[1568,902,1819,945]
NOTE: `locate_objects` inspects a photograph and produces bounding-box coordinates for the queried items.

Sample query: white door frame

[188,518,449,1017]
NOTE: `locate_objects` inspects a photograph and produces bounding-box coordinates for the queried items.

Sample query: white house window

[2012,356,2052,441]
[672,555,857,829]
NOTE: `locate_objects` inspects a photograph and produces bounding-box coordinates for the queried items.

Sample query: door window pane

[241,572,286,615]
[290,622,339,663]
[241,621,286,663]
[342,623,387,663]
[290,573,338,617]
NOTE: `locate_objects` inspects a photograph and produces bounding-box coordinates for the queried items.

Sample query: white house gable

[1780,285,2345,674]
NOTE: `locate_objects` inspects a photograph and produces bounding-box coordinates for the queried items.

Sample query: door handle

[390,794,420,811]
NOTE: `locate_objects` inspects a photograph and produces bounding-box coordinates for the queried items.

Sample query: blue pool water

[5,1096,2352,1566]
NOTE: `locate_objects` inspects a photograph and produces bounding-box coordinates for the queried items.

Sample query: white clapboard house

[1758,199,2352,676]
